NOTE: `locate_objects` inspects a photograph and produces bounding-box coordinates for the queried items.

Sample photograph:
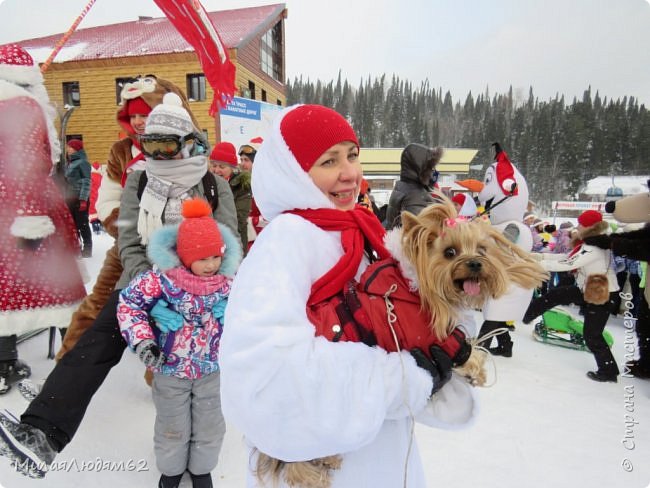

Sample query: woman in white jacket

[219,104,477,487]
[523,210,619,382]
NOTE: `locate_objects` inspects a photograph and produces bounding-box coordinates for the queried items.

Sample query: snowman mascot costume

[477,142,533,357]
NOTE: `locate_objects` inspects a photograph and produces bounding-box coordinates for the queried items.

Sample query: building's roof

[13,3,286,64]
[359,148,478,175]
[582,175,649,196]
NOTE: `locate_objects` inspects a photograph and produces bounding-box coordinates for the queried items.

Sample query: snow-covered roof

[582,175,649,195]
[12,4,286,63]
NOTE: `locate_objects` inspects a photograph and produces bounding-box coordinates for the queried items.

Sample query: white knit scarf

[137,155,207,244]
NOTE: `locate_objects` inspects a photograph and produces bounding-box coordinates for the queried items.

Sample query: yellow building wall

[42,52,285,163]
[232,62,285,106]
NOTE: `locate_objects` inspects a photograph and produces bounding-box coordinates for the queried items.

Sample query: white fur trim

[0,63,43,87]
[0,79,33,101]
[96,176,123,221]
[0,79,61,163]
[10,215,55,239]
[383,228,419,291]
[0,301,83,335]
[251,104,333,221]
[77,258,91,284]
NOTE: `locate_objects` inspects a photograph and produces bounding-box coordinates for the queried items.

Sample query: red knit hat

[176,198,225,267]
[126,97,153,116]
[578,209,603,228]
[280,105,359,172]
[452,193,466,206]
[210,141,238,167]
[67,139,84,151]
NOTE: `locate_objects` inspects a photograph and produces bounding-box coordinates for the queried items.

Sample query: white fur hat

[145,92,195,137]
[0,44,43,86]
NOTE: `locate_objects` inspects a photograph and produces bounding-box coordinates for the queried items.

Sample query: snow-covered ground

[1,231,649,488]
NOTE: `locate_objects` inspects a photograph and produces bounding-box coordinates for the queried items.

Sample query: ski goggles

[139,133,197,160]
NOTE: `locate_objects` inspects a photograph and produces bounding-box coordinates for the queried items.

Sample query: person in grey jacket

[64,139,93,257]
[0,93,239,481]
[384,143,443,230]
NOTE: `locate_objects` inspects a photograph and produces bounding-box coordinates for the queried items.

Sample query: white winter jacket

[537,243,619,293]
[219,105,477,487]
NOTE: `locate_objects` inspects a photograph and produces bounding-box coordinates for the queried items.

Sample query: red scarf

[568,240,584,257]
[286,206,391,306]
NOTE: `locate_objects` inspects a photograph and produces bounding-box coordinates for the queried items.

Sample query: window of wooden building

[260,22,283,82]
[63,81,80,107]
[187,74,206,101]
[248,80,256,100]
[261,89,267,102]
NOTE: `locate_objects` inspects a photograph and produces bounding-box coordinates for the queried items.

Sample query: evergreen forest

[286,74,650,211]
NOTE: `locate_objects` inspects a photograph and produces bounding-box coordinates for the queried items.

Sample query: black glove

[583,234,611,249]
[452,338,472,367]
[410,345,453,397]
[135,339,167,369]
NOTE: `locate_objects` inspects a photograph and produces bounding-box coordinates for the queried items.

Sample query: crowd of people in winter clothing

[0,39,648,488]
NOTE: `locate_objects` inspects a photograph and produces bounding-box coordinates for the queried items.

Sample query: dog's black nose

[467,260,482,273]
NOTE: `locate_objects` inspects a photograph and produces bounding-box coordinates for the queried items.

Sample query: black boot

[190,472,213,488]
[158,473,184,488]
[0,413,57,478]
[488,331,513,358]
[0,359,31,394]
[625,360,650,379]
[489,342,513,358]
[587,359,619,383]
[586,371,618,383]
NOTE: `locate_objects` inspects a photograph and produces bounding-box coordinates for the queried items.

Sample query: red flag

[154,0,236,116]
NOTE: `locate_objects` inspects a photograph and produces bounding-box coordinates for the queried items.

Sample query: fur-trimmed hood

[146,222,242,277]
[572,220,609,246]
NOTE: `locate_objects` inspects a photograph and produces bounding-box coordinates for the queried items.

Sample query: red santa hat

[452,193,466,206]
[0,43,43,87]
[577,209,603,228]
[176,198,225,267]
[492,142,518,196]
[280,104,359,172]
[210,141,238,167]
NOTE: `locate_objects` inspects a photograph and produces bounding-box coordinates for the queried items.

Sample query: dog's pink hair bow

[444,216,470,228]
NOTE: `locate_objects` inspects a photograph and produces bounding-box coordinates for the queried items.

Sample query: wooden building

[16,4,287,163]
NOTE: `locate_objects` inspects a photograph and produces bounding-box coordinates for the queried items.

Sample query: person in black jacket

[384,143,443,230]
[585,223,650,379]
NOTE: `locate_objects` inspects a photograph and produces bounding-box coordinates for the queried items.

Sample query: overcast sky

[1,0,649,106]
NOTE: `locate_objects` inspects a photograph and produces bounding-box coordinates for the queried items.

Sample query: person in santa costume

[476,142,534,357]
[0,44,86,393]
[219,104,477,487]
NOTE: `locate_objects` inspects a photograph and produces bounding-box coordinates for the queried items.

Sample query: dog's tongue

[463,280,481,296]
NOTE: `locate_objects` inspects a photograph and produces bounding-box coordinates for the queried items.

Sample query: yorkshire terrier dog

[256,198,548,488]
